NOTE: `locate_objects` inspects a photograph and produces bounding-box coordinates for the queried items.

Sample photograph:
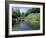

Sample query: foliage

[12,8,40,30]
[25,8,40,16]
[12,9,20,18]
[12,8,40,18]
[24,14,40,30]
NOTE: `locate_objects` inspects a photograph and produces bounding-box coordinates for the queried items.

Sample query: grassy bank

[24,13,40,30]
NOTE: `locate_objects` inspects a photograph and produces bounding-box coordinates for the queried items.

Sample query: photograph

[9,3,43,35]
[12,7,40,31]
[5,1,45,37]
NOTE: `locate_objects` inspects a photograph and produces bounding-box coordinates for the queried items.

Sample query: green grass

[24,14,40,30]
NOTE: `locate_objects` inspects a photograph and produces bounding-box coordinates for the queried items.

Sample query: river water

[19,22,30,30]
[13,22,35,31]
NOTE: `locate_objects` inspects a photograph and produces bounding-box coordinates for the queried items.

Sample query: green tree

[31,8,40,13]
[15,9,20,17]
[12,9,21,25]
[25,8,40,16]
[12,9,21,18]
[12,11,17,18]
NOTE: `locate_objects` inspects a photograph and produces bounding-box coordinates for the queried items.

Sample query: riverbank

[12,13,40,31]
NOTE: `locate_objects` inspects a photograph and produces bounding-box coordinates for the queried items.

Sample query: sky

[12,7,32,13]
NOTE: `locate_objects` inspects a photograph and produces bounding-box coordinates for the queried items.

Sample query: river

[12,22,35,31]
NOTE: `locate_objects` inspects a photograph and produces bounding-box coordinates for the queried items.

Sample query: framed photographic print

[5,1,45,37]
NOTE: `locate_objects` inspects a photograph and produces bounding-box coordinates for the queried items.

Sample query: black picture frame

[5,1,45,37]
